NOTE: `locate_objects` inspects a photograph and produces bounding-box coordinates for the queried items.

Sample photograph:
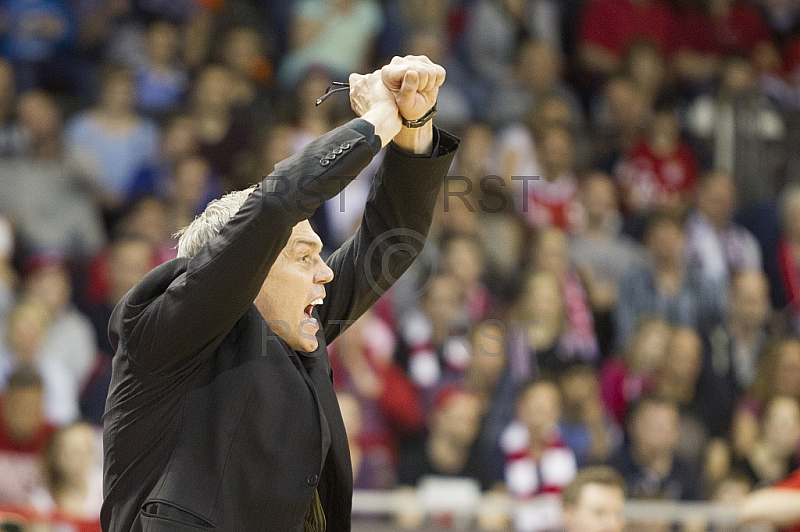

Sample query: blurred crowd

[2,0,800,530]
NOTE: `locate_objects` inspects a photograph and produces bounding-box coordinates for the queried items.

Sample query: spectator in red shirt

[516,125,580,232]
[600,315,671,425]
[0,369,56,507]
[616,105,698,216]
[0,369,55,454]
[672,0,771,84]
[578,0,677,75]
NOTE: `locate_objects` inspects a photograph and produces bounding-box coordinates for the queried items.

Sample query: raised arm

[117,77,404,374]
[318,57,459,342]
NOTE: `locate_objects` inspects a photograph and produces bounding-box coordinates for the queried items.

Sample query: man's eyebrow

[291,238,323,252]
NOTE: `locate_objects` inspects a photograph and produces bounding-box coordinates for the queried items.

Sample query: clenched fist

[380,55,446,122]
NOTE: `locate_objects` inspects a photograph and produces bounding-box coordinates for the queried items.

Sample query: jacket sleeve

[318,128,459,345]
[119,119,382,374]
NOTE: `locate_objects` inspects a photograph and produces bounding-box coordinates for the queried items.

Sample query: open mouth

[303,298,324,329]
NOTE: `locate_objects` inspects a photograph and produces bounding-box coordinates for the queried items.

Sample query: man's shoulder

[126,257,190,303]
[109,257,191,333]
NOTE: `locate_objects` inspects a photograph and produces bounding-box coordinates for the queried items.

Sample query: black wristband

[401,104,437,128]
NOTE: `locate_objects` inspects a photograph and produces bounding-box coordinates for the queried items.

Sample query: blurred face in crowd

[456,122,492,182]
[0,215,11,262]
[297,68,334,113]
[517,381,561,441]
[729,270,770,331]
[604,78,646,130]
[2,384,45,443]
[223,27,262,77]
[631,401,679,460]
[6,302,50,364]
[628,318,671,373]
[162,115,198,161]
[405,30,447,67]
[534,227,569,279]
[194,65,235,112]
[422,275,465,342]
[101,70,135,115]
[774,340,800,398]
[17,91,61,141]
[262,124,295,174]
[624,42,665,97]
[520,270,564,331]
[564,483,625,532]
[174,156,211,211]
[480,214,525,274]
[120,197,169,245]
[436,189,480,236]
[0,59,15,119]
[722,58,756,95]
[559,366,601,421]
[255,220,334,353]
[649,110,680,155]
[109,239,154,304]
[538,127,573,178]
[646,219,685,267]
[434,392,483,447]
[781,188,800,240]
[147,20,178,66]
[53,423,96,484]
[467,322,506,393]
[518,40,560,94]
[25,265,71,315]
[442,236,484,287]
[762,397,800,457]
[581,172,619,227]
[709,0,735,16]
[662,327,702,386]
[533,97,573,134]
[697,172,737,229]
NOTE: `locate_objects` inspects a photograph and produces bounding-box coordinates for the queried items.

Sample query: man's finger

[398,70,419,110]
[426,68,440,92]
[434,65,446,88]
[416,70,429,93]
[381,64,405,91]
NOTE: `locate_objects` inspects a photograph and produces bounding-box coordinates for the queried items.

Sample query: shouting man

[101,56,458,531]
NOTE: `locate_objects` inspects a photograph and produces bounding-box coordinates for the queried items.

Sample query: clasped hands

[349,55,446,153]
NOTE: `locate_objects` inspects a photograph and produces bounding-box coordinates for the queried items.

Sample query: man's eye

[300,255,311,263]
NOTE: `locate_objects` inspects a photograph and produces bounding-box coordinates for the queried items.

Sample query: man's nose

[316,261,334,284]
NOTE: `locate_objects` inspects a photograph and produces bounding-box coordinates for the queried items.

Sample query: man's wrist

[361,103,402,148]
[392,122,434,155]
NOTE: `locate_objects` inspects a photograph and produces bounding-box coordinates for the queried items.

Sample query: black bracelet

[401,104,437,128]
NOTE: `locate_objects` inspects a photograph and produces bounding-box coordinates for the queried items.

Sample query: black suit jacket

[101,119,458,532]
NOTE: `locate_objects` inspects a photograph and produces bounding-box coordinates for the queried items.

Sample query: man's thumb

[398,70,419,109]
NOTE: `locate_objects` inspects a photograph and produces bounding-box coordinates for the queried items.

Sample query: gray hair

[175,185,257,258]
